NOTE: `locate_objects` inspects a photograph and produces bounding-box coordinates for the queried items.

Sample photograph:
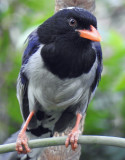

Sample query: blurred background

[0,0,125,159]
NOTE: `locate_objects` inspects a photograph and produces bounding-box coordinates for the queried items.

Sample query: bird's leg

[65,113,82,151]
[16,111,34,154]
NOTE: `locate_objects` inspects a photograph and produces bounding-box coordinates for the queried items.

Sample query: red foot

[16,132,31,154]
[65,128,81,151]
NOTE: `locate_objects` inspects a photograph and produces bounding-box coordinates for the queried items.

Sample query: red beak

[76,25,101,42]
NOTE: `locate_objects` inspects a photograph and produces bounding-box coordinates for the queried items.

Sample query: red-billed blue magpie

[5,7,102,160]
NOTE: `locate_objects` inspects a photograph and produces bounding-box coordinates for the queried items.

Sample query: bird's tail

[0,128,42,160]
[0,131,20,160]
[0,125,42,160]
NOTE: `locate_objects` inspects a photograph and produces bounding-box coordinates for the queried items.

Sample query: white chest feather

[24,46,97,112]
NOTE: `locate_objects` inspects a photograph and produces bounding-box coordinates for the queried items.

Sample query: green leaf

[114,72,125,91]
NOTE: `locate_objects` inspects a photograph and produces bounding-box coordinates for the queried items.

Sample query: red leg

[16,111,34,154]
[65,113,82,151]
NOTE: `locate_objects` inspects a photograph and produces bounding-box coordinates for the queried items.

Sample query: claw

[65,129,81,151]
[65,133,71,148]
[16,132,31,154]
[65,113,82,151]
[15,111,34,154]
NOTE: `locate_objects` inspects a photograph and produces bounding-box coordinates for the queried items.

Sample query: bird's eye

[69,18,77,27]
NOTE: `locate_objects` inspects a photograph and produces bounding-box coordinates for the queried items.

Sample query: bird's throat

[41,41,96,79]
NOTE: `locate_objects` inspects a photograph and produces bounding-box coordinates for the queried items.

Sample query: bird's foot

[65,128,81,151]
[16,132,31,154]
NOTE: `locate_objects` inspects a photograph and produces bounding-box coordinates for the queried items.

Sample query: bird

[14,7,102,159]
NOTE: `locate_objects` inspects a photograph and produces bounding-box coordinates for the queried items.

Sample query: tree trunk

[39,115,86,160]
[55,0,95,13]
[39,0,95,159]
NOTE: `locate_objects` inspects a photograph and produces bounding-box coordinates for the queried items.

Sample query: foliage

[0,0,125,159]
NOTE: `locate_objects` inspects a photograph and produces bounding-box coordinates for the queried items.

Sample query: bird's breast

[34,75,85,111]
[24,47,97,112]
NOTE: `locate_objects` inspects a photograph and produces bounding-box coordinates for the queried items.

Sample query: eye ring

[69,18,77,27]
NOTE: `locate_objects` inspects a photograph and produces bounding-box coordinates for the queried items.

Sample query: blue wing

[22,30,40,65]
[21,29,40,84]
[17,29,40,125]
[81,42,103,112]
[91,41,103,92]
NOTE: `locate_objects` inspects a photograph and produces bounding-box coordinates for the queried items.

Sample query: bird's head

[37,7,101,44]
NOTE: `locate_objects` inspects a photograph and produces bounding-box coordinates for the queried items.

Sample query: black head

[38,8,101,79]
[37,7,100,44]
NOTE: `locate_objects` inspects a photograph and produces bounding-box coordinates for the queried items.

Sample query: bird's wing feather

[93,41,103,72]
[22,29,40,65]
[17,29,40,125]
[17,73,29,122]
[86,42,103,106]
[91,41,102,92]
